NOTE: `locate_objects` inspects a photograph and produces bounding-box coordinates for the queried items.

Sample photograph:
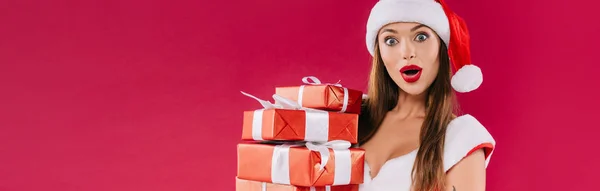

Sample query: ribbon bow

[306,140,352,170]
[302,76,343,87]
[240,91,324,112]
[269,140,352,185]
[271,140,351,172]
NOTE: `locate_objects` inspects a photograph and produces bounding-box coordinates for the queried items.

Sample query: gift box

[236,178,359,191]
[237,142,365,187]
[242,108,358,143]
[240,91,359,143]
[275,76,363,114]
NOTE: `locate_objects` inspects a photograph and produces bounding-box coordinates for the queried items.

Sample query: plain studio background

[1,0,599,190]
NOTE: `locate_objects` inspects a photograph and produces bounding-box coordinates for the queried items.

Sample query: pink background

[1,0,599,190]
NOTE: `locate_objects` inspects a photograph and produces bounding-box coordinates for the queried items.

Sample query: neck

[391,90,427,118]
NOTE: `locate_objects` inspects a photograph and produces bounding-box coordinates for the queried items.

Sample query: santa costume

[360,0,496,190]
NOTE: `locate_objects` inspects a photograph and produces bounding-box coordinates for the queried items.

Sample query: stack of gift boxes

[236,76,366,191]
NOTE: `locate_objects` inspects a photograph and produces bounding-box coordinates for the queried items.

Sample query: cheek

[419,44,441,78]
[379,46,398,68]
[424,44,440,63]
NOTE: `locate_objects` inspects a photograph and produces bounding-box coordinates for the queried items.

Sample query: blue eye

[384,37,398,46]
[415,33,429,42]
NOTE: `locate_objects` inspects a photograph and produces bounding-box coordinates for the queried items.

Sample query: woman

[357,0,496,191]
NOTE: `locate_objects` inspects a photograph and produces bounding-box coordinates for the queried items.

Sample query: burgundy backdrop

[1,0,599,190]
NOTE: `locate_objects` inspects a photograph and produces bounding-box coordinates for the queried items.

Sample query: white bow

[241,91,324,112]
[302,76,343,87]
[268,141,353,185]
[306,140,352,170]
[260,182,331,191]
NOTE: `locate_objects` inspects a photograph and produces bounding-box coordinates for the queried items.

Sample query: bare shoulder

[445,148,486,191]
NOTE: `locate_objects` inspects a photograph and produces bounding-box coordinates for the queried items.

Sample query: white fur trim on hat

[366,0,450,56]
[451,64,483,93]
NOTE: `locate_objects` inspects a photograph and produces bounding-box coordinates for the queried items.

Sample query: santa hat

[366,0,482,93]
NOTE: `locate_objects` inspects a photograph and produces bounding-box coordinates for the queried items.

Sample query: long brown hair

[358,37,458,191]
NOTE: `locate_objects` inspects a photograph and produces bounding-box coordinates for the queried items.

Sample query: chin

[397,81,429,96]
[399,85,428,96]
[390,75,432,96]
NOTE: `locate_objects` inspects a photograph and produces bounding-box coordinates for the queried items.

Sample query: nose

[399,40,416,60]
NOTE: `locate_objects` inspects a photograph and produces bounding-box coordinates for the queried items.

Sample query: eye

[414,33,429,42]
[384,37,398,46]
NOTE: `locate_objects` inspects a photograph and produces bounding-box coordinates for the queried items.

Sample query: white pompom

[451,64,483,93]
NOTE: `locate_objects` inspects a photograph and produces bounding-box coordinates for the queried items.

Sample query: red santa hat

[366,0,482,93]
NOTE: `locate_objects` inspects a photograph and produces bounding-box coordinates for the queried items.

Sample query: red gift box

[242,108,358,143]
[240,91,358,143]
[275,76,363,114]
[236,178,359,191]
[237,142,365,187]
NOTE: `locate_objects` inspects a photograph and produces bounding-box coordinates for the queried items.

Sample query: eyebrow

[379,24,428,34]
[410,24,427,32]
[380,28,398,34]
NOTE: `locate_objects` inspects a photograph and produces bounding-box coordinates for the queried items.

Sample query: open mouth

[399,65,423,83]
[402,69,420,76]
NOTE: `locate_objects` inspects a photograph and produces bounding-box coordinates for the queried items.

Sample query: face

[378,22,441,96]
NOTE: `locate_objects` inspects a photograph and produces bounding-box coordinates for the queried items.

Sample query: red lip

[399,65,423,83]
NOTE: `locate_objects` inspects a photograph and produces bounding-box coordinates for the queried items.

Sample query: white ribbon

[241,91,284,110]
[271,144,294,185]
[260,182,330,191]
[269,140,353,186]
[309,186,332,191]
[241,91,331,142]
[297,76,349,113]
[241,91,322,111]
[305,140,352,171]
[252,109,264,141]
